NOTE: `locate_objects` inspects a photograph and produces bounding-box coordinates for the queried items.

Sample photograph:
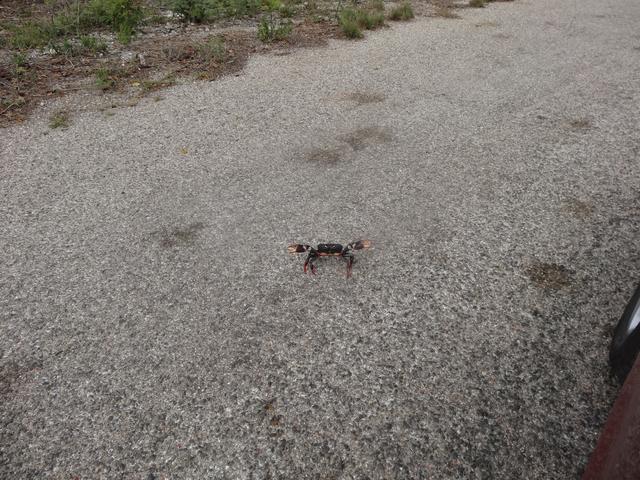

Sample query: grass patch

[140,74,176,93]
[433,6,460,18]
[6,0,143,48]
[198,36,227,62]
[11,52,29,76]
[339,6,384,38]
[95,67,115,90]
[257,0,292,42]
[81,0,144,43]
[339,13,363,38]
[279,2,295,17]
[388,1,414,20]
[257,16,292,41]
[369,0,385,12]
[80,35,109,54]
[171,0,261,23]
[469,0,486,7]
[49,111,70,129]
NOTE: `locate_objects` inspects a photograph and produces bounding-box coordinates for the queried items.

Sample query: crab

[287,240,372,277]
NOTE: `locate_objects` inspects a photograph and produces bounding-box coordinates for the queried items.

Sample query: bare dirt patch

[525,261,573,290]
[0,358,41,398]
[568,118,592,129]
[564,198,594,220]
[306,147,343,166]
[340,126,393,151]
[342,90,387,105]
[154,222,206,248]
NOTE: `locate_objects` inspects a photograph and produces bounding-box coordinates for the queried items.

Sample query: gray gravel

[2,0,640,478]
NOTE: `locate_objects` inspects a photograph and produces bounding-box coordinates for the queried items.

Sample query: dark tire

[610,283,640,383]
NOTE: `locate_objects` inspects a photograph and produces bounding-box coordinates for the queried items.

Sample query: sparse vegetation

[80,35,108,54]
[257,0,292,42]
[5,0,143,48]
[95,68,115,90]
[49,110,70,129]
[388,1,414,20]
[369,0,385,12]
[81,0,144,43]
[279,2,295,18]
[339,11,363,38]
[197,36,227,62]
[339,6,384,38]
[433,6,460,18]
[0,0,518,127]
[140,75,176,93]
[11,52,28,75]
[171,0,261,23]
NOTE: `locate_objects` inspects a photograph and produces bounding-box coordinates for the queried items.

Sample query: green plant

[198,36,226,62]
[469,0,485,7]
[95,67,115,90]
[172,0,260,22]
[369,0,385,12]
[257,16,292,41]
[433,6,459,18]
[81,0,144,44]
[80,35,108,54]
[279,2,295,17]
[53,39,79,56]
[339,6,384,36]
[11,52,29,76]
[49,111,70,129]
[388,1,413,20]
[339,9,362,38]
[257,0,292,42]
[172,0,209,22]
[7,22,55,49]
[7,0,143,48]
[357,9,384,28]
[12,52,28,68]
[140,74,176,93]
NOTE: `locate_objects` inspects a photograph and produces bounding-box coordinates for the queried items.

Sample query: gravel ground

[2,0,640,478]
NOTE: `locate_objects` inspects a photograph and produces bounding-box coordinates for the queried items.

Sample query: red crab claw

[288,244,309,254]
[346,257,354,278]
[353,239,372,250]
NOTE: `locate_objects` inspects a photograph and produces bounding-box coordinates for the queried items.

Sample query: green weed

[369,0,385,12]
[80,35,108,54]
[7,0,143,49]
[95,67,115,90]
[198,36,226,62]
[172,0,260,22]
[49,110,70,129]
[339,6,384,37]
[388,1,413,20]
[257,0,292,42]
[140,75,176,93]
